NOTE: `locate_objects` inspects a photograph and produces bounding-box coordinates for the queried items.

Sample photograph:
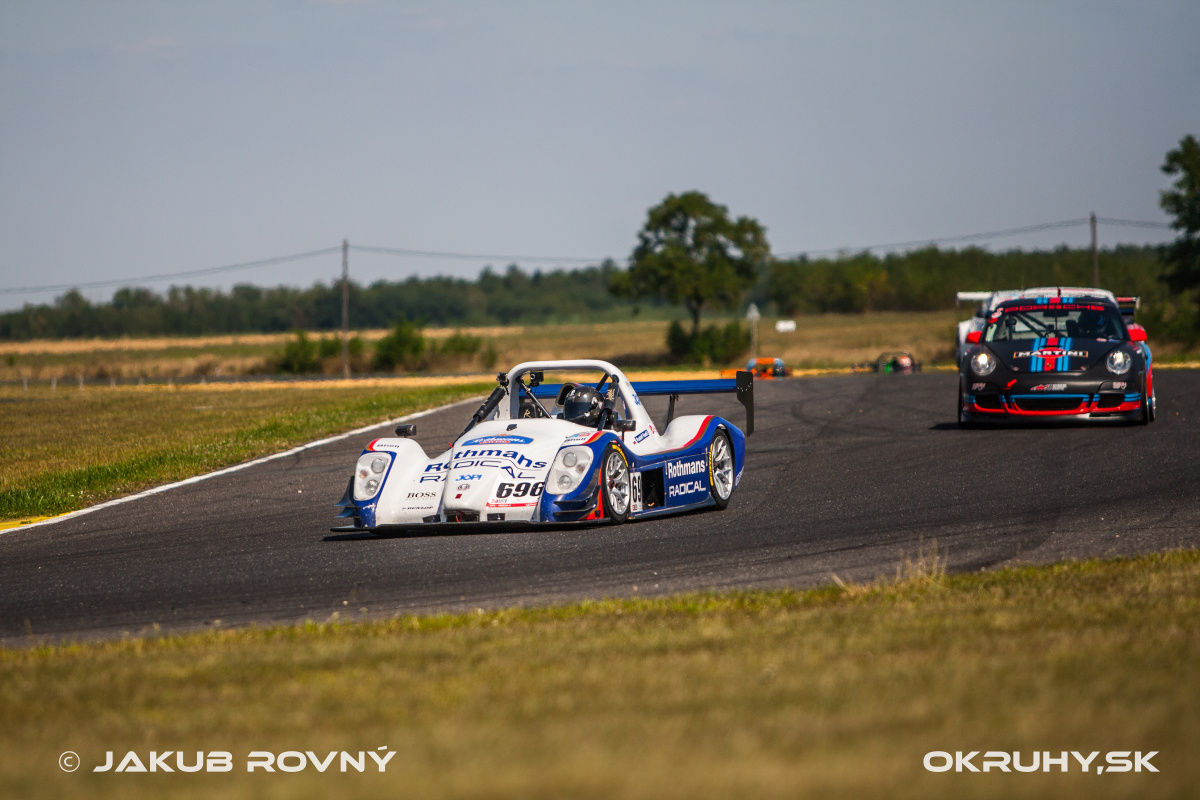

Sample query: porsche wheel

[708,429,734,509]
[1139,375,1152,425]
[600,445,631,523]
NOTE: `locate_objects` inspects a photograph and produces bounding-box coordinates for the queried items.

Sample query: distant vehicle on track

[852,352,920,374]
[334,359,754,534]
[722,357,789,380]
[957,288,1155,426]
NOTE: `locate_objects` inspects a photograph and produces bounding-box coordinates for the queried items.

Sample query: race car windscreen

[517,369,629,421]
[984,303,1125,343]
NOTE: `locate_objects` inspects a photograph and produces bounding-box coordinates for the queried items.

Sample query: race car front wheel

[600,445,631,523]
[708,429,734,509]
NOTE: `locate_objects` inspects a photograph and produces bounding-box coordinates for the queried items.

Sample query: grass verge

[1,548,1195,799]
[0,382,490,519]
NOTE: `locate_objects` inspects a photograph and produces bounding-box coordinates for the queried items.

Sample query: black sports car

[958,292,1155,426]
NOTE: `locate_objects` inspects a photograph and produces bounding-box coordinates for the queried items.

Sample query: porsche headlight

[969,350,996,377]
[354,452,391,499]
[547,446,593,494]
[1106,349,1132,375]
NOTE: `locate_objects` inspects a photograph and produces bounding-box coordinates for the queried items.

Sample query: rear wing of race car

[629,371,755,435]
[1116,296,1139,320]
[530,371,755,435]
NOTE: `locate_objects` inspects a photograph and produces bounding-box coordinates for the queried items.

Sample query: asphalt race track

[3,370,1198,644]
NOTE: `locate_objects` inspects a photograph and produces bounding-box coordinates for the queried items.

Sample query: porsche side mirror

[1127,324,1147,343]
[966,331,982,344]
[395,423,417,437]
[613,419,636,433]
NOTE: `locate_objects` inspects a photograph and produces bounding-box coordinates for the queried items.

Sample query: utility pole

[1090,212,1099,286]
[341,238,350,379]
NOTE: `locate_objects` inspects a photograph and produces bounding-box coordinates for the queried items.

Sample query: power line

[0,246,342,296]
[1095,217,1173,230]
[0,216,1176,297]
[351,244,605,264]
[777,218,1094,259]
[779,216,1174,259]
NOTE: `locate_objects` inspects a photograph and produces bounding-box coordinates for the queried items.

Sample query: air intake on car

[1012,397,1087,413]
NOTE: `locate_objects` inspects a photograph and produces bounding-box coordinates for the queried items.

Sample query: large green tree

[613,191,769,337]
[1160,134,1200,297]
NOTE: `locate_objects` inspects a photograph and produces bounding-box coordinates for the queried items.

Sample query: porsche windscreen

[984,303,1126,343]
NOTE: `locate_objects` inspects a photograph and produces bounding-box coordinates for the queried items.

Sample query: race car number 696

[495,482,544,498]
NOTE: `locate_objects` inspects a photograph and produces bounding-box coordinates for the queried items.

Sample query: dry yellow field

[0,313,962,383]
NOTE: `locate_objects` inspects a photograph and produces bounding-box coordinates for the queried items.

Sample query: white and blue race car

[334,359,754,533]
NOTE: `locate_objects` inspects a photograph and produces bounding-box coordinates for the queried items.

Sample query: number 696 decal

[495,481,544,499]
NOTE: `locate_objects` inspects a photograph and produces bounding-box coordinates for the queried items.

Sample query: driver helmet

[562,385,603,426]
[1074,308,1107,338]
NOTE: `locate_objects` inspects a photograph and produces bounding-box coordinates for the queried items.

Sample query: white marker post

[746,302,761,360]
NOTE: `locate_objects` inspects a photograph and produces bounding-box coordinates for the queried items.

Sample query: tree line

[0,244,1193,342]
[3,134,1196,344]
[0,261,655,341]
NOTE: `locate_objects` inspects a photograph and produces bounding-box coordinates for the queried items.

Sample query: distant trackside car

[722,357,789,380]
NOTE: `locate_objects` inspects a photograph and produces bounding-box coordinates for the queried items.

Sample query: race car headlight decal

[354,453,391,500]
[969,350,996,377]
[548,446,593,494]
[1106,349,1132,375]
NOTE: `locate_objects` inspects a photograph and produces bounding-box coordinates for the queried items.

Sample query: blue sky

[1,1,1197,311]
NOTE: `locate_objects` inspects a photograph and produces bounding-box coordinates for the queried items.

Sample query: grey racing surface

[2,370,1198,644]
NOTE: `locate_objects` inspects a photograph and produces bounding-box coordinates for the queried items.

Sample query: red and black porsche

[958,290,1155,426]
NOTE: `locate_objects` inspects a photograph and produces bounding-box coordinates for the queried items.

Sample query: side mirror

[966,331,982,344]
[1127,324,1147,343]
[395,423,417,437]
[613,419,636,433]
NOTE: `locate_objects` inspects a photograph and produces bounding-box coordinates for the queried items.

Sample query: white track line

[2,397,476,536]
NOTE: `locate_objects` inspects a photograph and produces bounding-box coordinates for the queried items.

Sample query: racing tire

[1139,376,1152,425]
[599,445,632,523]
[957,387,973,428]
[707,429,735,509]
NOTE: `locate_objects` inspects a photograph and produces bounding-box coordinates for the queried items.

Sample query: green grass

[0,383,490,519]
[1,549,1195,799]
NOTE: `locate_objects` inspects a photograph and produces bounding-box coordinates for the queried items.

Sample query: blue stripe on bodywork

[1057,337,1071,371]
[1031,336,1045,372]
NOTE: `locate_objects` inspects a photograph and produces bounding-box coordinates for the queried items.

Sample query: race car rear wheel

[600,445,631,523]
[708,429,734,509]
